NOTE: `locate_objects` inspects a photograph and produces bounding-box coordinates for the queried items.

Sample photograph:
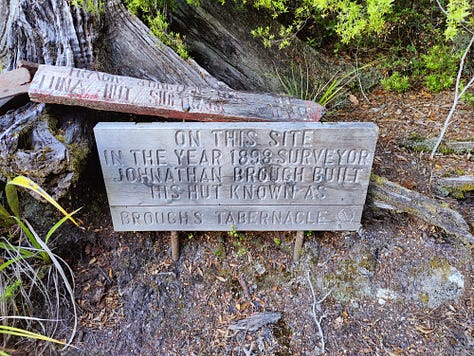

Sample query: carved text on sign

[94,122,378,231]
[29,65,325,122]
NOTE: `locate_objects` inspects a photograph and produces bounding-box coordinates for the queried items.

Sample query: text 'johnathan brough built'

[94,122,378,231]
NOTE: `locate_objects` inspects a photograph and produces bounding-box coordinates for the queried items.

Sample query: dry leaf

[349,94,359,106]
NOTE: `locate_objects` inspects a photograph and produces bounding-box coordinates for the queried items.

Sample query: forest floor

[33,88,474,354]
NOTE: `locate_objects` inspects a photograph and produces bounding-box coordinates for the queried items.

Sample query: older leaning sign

[94,122,378,231]
[27,65,325,122]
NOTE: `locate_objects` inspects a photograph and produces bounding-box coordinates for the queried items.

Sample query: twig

[306,270,332,355]
[242,341,254,356]
[237,273,252,301]
[355,50,371,104]
[430,32,474,158]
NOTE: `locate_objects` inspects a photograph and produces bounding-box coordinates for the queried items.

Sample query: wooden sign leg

[293,231,305,262]
[170,231,179,262]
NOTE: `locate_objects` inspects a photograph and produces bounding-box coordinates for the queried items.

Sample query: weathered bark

[0,0,99,196]
[97,0,226,89]
[0,0,226,196]
[368,175,474,245]
[438,175,474,199]
[170,0,351,92]
[228,312,281,332]
[28,65,324,122]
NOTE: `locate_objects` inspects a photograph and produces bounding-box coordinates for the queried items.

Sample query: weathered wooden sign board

[27,65,325,122]
[94,122,378,231]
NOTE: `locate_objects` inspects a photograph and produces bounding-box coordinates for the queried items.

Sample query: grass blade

[0,325,66,345]
[4,184,19,220]
[7,176,79,227]
[45,208,81,245]
[0,203,15,227]
[25,220,77,349]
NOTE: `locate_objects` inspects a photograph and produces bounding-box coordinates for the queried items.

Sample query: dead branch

[293,231,305,262]
[369,175,474,245]
[306,271,331,355]
[228,312,281,332]
[430,32,474,158]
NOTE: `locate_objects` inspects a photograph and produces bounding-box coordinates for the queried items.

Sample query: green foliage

[381,43,463,93]
[380,71,410,93]
[444,0,472,40]
[72,0,104,14]
[421,45,460,92]
[124,0,190,59]
[460,88,474,105]
[0,279,21,302]
[228,226,248,256]
[250,0,395,47]
[273,237,281,246]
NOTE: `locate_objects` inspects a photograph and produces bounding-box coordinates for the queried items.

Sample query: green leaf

[0,325,67,345]
[5,183,19,219]
[0,203,14,227]
[7,176,79,227]
[0,242,37,260]
[45,208,81,245]
[12,217,43,253]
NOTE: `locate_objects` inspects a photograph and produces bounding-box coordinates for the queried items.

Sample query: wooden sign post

[94,122,378,259]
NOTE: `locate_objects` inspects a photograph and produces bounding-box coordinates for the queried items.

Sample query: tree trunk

[170,0,349,92]
[0,0,99,196]
[0,0,358,196]
[0,0,226,197]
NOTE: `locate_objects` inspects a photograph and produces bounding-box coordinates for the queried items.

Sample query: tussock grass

[0,176,80,354]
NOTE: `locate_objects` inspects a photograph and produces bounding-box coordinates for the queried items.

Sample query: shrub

[380,71,410,93]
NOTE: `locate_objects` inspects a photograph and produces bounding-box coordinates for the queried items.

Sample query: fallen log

[404,137,474,154]
[368,174,474,245]
[438,175,474,199]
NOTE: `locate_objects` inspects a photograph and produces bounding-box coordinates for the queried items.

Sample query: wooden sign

[94,122,378,231]
[28,65,325,122]
[0,67,31,108]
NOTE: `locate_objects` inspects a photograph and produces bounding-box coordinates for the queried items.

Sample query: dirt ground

[41,88,473,354]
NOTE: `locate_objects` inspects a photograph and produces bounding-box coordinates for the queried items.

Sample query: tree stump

[0,0,341,196]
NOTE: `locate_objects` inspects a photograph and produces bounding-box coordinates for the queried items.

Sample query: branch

[306,271,332,355]
[369,175,474,245]
[430,32,474,158]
